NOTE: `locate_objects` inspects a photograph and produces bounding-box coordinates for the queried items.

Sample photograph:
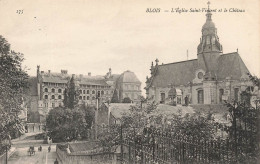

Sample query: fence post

[120,124,123,164]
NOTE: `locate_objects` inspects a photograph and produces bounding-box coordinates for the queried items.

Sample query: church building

[145,3,254,105]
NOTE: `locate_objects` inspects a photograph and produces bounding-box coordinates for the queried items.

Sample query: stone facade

[145,5,254,105]
[27,67,141,122]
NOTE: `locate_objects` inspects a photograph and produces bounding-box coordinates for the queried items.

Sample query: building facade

[27,67,141,122]
[105,70,142,103]
[145,4,254,105]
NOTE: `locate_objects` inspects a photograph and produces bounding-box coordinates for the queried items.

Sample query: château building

[145,3,254,105]
[27,66,141,122]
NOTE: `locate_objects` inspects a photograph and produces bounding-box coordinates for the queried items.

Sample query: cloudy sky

[1,0,259,94]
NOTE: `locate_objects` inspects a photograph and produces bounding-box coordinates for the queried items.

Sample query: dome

[202,21,215,29]
[118,70,141,83]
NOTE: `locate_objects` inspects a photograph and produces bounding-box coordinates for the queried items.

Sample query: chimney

[88,72,91,76]
[48,70,51,74]
[41,71,44,74]
[61,70,68,74]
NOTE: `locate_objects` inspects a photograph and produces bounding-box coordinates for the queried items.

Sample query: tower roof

[202,1,216,31]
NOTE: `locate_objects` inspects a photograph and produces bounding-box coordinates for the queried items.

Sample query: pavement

[7,132,62,164]
[8,145,61,164]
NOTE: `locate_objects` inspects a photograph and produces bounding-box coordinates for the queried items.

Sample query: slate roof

[40,72,109,86]
[118,70,141,84]
[149,104,195,118]
[150,52,250,88]
[150,59,198,87]
[106,103,133,118]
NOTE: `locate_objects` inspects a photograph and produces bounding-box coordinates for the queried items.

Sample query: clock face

[198,72,203,79]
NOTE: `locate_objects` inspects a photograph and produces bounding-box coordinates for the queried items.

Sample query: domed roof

[118,70,141,83]
[202,20,215,29]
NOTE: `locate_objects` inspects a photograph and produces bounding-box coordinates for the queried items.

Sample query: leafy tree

[223,74,260,163]
[46,105,95,142]
[122,97,132,103]
[0,35,29,154]
[111,89,119,103]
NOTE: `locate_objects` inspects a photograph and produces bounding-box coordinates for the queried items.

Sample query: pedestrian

[54,158,59,164]
[48,145,51,152]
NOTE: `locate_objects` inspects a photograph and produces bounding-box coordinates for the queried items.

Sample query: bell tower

[197,1,223,80]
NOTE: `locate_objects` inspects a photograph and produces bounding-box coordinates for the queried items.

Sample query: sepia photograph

[0,0,259,163]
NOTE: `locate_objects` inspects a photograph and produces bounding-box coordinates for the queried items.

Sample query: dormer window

[198,72,203,79]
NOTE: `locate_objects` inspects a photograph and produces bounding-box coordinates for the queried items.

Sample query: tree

[122,97,132,103]
[111,89,119,103]
[63,76,79,109]
[46,105,95,142]
[0,35,29,154]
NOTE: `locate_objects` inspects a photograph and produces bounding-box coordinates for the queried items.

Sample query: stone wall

[56,145,117,164]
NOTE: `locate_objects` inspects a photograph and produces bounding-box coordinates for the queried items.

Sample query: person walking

[48,145,51,152]
[54,158,59,164]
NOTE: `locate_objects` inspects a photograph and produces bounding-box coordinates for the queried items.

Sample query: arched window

[52,95,55,99]
[92,96,95,100]
[83,96,85,100]
[52,88,55,93]
[83,90,85,94]
[87,96,90,100]
[79,90,82,94]
[58,89,62,93]
[58,95,62,99]
[79,96,82,100]
[101,90,104,95]
[45,95,48,99]
[92,90,95,94]
[87,90,90,94]
[44,88,48,92]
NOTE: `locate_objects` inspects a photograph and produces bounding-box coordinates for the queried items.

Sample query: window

[198,90,204,104]
[45,95,48,99]
[92,90,95,94]
[87,96,90,100]
[160,93,165,104]
[52,88,55,93]
[58,95,62,99]
[101,90,104,95]
[58,89,62,93]
[87,90,90,94]
[52,103,55,107]
[106,91,108,94]
[79,90,82,94]
[219,89,224,103]
[198,72,203,79]
[44,88,48,92]
[234,88,239,102]
[45,103,48,107]
[83,96,85,100]
[83,90,85,94]
[92,96,95,100]
[52,95,55,99]
[79,96,82,100]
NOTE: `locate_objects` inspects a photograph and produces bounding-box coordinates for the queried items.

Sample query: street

[8,145,61,164]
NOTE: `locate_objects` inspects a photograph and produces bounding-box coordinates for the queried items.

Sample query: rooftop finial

[206,1,212,21]
[155,58,159,65]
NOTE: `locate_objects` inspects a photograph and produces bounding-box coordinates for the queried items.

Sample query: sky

[0,0,259,95]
